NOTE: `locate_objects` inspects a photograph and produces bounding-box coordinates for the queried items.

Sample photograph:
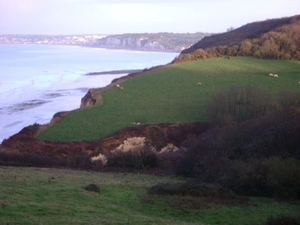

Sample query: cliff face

[98,36,165,51]
[0,121,212,160]
[97,32,213,52]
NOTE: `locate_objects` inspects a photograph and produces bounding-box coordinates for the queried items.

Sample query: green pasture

[37,57,300,141]
[0,166,298,225]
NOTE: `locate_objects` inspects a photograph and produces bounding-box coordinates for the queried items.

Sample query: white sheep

[116,84,120,88]
[298,81,300,84]
[269,73,274,77]
[120,86,124,90]
[273,74,278,77]
[197,82,202,86]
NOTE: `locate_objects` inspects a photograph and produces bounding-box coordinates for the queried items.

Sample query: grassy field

[0,166,299,225]
[37,57,300,141]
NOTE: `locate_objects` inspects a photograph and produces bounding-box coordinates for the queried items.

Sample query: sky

[0,0,299,35]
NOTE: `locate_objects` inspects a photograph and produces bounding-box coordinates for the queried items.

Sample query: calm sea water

[0,44,178,142]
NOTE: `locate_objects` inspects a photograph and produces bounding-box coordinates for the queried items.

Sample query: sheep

[298,81,300,84]
[116,84,124,90]
[129,76,134,81]
[273,74,278,77]
[197,82,202,86]
[269,73,274,77]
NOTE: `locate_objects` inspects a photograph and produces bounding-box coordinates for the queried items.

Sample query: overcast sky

[0,0,299,35]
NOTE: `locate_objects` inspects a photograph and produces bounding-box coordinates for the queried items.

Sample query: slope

[182,15,300,54]
[37,57,300,141]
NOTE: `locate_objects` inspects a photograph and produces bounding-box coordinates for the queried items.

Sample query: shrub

[221,157,300,198]
[148,182,181,195]
[106,146,159,170]
[206,85,274,127]
[266,215,300,225]
[67,152,91,168]
[176,109,300,198]
[145,125,167,152]
[148,180,237,199]
[221,159,271,197]
[0,152,66,167]
[278,90,300,110]
[84,184,100,193]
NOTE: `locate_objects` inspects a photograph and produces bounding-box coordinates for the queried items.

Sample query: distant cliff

[97,32,213,52]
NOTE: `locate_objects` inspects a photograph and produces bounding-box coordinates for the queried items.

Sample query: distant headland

[0,32,213,52]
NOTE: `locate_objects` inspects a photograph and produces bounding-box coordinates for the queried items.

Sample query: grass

[0,166,299,225]
[37,57,300,141]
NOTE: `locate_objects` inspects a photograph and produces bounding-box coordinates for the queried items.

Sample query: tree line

[173,19,300,63]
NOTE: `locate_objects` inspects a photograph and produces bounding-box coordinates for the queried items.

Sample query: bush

[206,85,274,127]
[148,182,181,195]
[145,125,167,151]
[148,180,237,199]
[106,146,159,170]
[84,184,100,193]
[266,215,300,225]
[0,152,66,167]
[278,90,300,110]
[176,109,300,198]
[221,157,300,198]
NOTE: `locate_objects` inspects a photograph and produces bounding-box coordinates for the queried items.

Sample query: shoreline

[0,43,181,54]
[85,69,144,76]
[0,45,178,142]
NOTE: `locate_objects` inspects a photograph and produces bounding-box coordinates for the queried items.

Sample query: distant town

[0,32,212,52]
[0,34,104,45]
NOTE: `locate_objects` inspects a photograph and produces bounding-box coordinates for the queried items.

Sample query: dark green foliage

[28,123,40,132]
[207,85,274,127]
[177,108,300,198]
[148,182,181,196]
[66,152,91,168]
[278,90,300,110]
[84,184,100,193]
[221,158,300,198]
[149,180,237,199]
[0,152,66,167]
[106,147,159,170]
[266,215,300,225]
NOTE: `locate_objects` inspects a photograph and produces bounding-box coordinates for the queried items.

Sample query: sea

[0,44,178,143]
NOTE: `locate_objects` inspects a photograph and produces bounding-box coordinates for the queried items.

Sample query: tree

[207,85,274,127]
[239,41,252,56]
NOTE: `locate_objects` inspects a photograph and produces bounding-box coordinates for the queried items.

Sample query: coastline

[0,45,178,143]
[0,43,181,54]
[85,69,144,76]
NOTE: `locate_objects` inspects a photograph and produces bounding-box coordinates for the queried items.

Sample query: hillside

[182,15,300,53]
[36,57,300,141]
[176,14,300,62]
